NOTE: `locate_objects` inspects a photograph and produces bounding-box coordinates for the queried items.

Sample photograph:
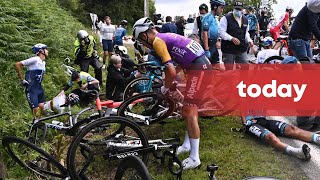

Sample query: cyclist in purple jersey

[133,17,212,170]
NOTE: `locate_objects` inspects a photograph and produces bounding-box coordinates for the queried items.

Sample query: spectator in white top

[100,16,116,69]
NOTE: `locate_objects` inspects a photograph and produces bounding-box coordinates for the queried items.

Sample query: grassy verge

[144,117,307,180]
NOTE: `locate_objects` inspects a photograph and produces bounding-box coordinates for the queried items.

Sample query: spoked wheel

[115,155,151,180]
[67,116,149,180]
[263,56,284,64]
[123,77,163,100]
[2,136,68,179]
[117,92,175,125]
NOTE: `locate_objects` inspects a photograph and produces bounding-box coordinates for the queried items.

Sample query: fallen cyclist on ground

[241,115,320,160]
[60,70,100,106]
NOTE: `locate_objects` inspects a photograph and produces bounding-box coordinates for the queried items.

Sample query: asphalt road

[267,116,320,180]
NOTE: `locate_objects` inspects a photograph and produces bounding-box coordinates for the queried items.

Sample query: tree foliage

[58,0,156,27]
[223,0,277,17]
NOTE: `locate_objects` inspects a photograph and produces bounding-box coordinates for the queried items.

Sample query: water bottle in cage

[52,120,64,126]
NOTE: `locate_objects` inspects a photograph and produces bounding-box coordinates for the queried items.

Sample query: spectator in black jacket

[105,54,136,101]
[160,16,177,33]
[288,1,320,61]
[176,17,185,36]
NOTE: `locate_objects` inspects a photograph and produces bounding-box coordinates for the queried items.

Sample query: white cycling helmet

[132,17,154,40]
[307,0,320,13]
[262,36,274,46]
[32,43,47,54]
[77,30,89,40]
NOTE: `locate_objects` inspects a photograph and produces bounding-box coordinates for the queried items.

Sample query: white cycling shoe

[182,157,201,170]
[176,146,190,155]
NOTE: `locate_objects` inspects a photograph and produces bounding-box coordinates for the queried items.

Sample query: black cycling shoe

[302,144,311,161]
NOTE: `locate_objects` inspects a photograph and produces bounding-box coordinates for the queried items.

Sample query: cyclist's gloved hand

[205,50,211,59]
[20,80,29,87]
[160,86,169,94]
[245,120,253,126]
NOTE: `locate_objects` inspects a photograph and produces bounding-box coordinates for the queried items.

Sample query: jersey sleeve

[202,15,210,32]
[21,57,37,66]
[284,13,289,22]
[153,37,172,64]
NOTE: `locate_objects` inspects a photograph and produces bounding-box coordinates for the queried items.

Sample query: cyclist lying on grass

[242,57,317,160]
[60,70,99,106]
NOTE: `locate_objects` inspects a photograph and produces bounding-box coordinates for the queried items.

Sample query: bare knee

[264,133,281,145]
[181,106,197,120]
[284,125,300,137]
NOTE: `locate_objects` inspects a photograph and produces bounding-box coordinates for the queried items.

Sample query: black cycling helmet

[71,70,80,81]
[121,20,128,26]
[199,3,208,12]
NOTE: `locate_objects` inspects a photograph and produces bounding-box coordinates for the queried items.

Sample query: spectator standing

[176,17,185,36]
[246,7,259,44]
[187,14,194,23]
[288,1,320,61]
[100,16,116,69]
[192,3,209,43]
[160,16,177,33]
[219,1,253,70]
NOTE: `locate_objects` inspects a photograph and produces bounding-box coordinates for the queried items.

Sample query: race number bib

[186,41,204,56]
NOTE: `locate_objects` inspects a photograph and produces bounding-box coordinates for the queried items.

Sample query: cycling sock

[312,133,320,144]
[181,131,190,150]
[189,138,200,161]
[285,145,306,158]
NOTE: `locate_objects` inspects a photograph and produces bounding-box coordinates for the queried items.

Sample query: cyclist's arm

[202,16,210,50]
[153,38,176,88]
[87,76,99,85]
[15,61,24,81]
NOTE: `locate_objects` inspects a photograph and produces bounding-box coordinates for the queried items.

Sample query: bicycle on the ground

[66,116,183,179]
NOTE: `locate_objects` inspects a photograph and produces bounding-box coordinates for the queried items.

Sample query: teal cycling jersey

[202,12,219,40]
[247,14,258,31]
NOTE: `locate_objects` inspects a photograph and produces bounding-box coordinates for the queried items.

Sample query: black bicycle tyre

[67,116,149,180]
[123,77,163,100]
[27,121,47,146]
[118,92,175,125]
[114,155,151,180]
[263,56,284,64]
[2,136,68,178]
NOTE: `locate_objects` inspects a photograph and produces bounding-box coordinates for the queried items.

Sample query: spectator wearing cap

[219,1,254,70]
[288,0,320,62]
[160,16,177,33]
[192,3,209,43]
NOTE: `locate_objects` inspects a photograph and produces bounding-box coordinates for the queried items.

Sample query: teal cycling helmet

[32,43,47,54]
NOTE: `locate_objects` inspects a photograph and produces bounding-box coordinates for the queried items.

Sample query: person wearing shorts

[133,17,212,170]
[243,116,320,160]
[15,43,48,118]
[100,16,116,68]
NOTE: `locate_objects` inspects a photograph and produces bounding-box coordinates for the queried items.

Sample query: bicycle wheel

[123,77,163,100]
[115,155,151,180]
[27,121,47,146]
[2,136,68,178]
[67,116,149,180]
[263,56,284,64]
[117,92,175,125]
